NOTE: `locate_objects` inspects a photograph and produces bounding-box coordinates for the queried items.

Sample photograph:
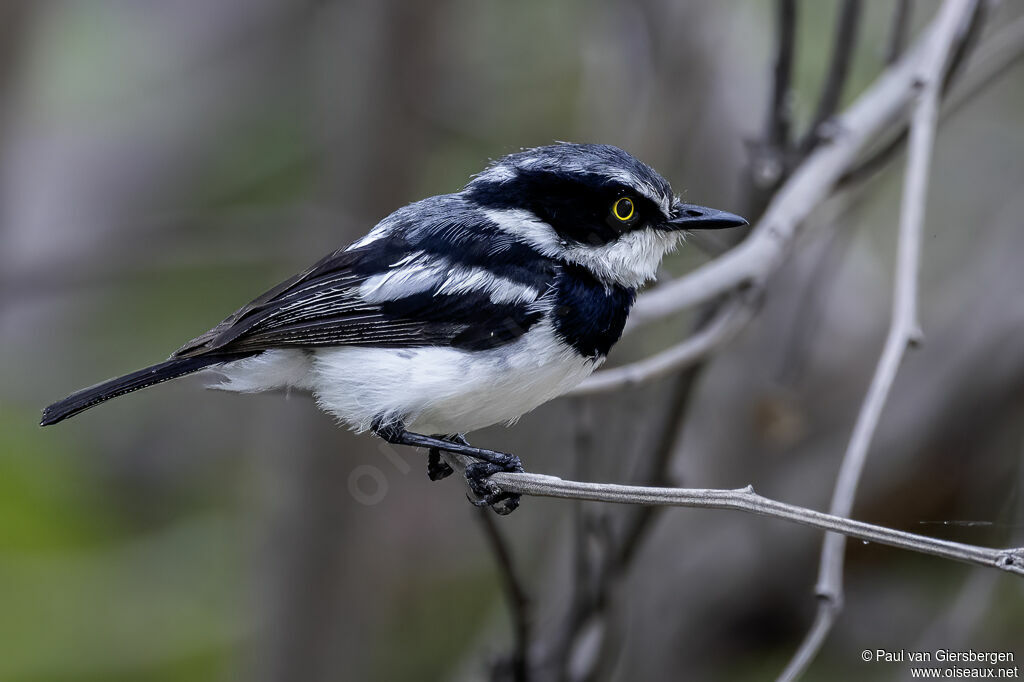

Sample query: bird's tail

[40,353,251,426]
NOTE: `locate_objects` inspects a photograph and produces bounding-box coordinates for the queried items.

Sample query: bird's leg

[426,435,457,481]
[373,420,523,514]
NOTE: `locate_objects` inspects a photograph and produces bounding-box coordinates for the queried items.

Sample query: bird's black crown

[466,143,675,247]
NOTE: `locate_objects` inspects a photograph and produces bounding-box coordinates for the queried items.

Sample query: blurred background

[2,1,1023,680]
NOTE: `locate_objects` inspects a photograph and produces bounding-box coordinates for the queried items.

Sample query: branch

[839,6,1023,188]
[885,0,913,65]
[623,0,1024,337]
[745,0,798,220]
[798,0,863,155]
[747,0,798,210]
[476,508,531,682]
[779,1,977,679]
[579,3,1024,406]
[480,472,1024,576]
[625,11,949,333]
[567,296,753,396]
[767,0,797,152]
[532,374,697,681]
[916,441,1024,649]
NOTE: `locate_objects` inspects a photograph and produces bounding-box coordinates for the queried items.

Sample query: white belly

[210,323,599,435]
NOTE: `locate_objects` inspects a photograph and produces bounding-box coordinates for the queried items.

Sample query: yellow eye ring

[612,197,635,222]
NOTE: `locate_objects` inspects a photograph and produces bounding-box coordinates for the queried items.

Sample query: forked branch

[779,1,979,680]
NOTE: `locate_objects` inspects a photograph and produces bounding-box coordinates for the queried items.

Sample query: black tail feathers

[40,353,252,426]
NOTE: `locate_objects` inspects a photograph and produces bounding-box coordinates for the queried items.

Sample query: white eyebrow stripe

[610,172,671,216]
[576,165,670,217]
[481,208,562,259]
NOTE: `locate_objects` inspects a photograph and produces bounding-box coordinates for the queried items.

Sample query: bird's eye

[612,197,635,222]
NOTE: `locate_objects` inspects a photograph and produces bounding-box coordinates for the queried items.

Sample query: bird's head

[464,143,747,289]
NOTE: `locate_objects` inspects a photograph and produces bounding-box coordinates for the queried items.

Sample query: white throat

[482,206,681,289]
[563,228,682,289]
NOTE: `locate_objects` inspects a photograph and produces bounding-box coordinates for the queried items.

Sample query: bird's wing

[172,238,554,358]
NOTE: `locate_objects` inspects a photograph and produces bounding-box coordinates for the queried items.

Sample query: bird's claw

[465,460,522,515]
[427,447,455,481]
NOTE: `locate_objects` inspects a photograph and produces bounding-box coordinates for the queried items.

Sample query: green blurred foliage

[0,410,244,681]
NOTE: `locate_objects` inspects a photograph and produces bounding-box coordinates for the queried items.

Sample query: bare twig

[625,12,947,333]
[623,0,1024,335]
[773,201,859,386]
[799,0,863,155]
[768,0,798,152]
[534,373,697,681]
[464,369,700,681]
[745,0,799,219]
[838,2,986,186]
[778,2,977,680]
[886,0,913,65]
[940,0,986,93]
[567,374,697,682]
[476,508,531,682]
[450,5,1024,678]
[567,297,752,396]
[916,428,1024,649]
[434,454,1024,580]
[480,472,1024,576]
[840,1,986,187]
[840,6,1023,188]
[569,3,1024,502]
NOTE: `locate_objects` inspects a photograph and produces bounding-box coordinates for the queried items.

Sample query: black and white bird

[41,143,746,512]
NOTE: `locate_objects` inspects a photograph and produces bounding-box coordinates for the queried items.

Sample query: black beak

[666,203,748,231]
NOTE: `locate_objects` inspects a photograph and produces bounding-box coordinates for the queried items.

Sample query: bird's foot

[443,434,523,515]
[427,447,455,481]
[426,433,464,481]
[372,420,524,514]
[465,459,522,515]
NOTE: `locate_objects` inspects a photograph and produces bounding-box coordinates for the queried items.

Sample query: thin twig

[567,297,752,396]
[840,4,1022,188]
[886,0,913,65]
[799,0,863,155]
[839,1,986,186]
[569,373,697,682]
[745,0,799,219]
[476,508,531,682]
[535,372,698,681]
[839,0,985,186]
[915,427,1024,649]
[768,0,797,152]
[940,0,986,94]
[580,4,1024,405]
[623,0,1023,335]
[479,472,1024,576]
[779,2,976,680]
[625,14,947,333]
[773,199,859,386]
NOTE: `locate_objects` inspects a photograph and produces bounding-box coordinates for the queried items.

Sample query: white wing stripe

[358,252,539,306]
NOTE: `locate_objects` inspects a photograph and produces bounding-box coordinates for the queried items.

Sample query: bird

[40,143,746,513]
